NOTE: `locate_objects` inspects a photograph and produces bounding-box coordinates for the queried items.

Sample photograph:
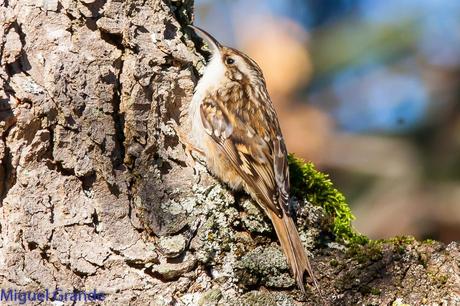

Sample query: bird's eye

[226,57,235,65]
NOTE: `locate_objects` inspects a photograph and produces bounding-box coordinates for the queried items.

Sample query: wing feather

[200,96,289,217]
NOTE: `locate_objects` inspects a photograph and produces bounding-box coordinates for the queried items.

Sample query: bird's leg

[166,119,205,169]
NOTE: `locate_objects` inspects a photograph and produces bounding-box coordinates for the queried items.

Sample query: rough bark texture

[0,0,459,305]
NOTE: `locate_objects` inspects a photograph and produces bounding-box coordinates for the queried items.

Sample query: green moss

[383,236,415,255]
[436,274,448,286]
[329,259,339,267]
[288,154,368,245]
[385,235,415,245]
[346,240,383,264]
[359,285,381,296]
[370,287,382,295]
[345,236,418,264]
[427,271,449,287]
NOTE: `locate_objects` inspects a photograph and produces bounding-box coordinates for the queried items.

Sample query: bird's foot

[166,119,205,171]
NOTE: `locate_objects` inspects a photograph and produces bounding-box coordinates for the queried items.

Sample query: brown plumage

[187,25,320,295]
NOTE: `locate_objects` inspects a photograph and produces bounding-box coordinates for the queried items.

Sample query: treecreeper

[175,25,321,296]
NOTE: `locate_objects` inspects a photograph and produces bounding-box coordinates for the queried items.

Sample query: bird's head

[190,25,264,85]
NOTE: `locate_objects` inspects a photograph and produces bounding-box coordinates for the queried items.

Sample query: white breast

[189,55,225,148]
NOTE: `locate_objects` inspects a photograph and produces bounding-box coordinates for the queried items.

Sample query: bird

[185,25,320,295]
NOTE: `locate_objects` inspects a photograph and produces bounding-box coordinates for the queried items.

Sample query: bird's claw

[166,118,205,172]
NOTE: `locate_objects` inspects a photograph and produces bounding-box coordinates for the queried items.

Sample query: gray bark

[0,0,459,305]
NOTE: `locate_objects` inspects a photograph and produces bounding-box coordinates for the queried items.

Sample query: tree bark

[0,0,459,305]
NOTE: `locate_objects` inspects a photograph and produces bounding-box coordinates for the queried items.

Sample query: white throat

[193,54,225,99]
[188,54,225,147]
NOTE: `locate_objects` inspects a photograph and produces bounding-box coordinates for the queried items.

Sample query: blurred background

[194,0,460,243]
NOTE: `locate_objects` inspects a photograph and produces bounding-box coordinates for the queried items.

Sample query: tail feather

[267,209,320,295]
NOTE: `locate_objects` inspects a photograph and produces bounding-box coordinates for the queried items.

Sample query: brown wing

[200,95,290,217]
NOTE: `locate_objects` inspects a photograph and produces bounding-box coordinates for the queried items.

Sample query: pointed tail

[267,209,320,295]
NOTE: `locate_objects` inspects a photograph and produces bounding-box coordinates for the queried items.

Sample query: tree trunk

[0,0,459,305]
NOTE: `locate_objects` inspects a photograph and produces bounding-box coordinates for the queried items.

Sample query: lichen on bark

[0,0,459,305]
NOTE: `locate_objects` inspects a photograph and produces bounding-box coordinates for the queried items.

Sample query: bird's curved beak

[189,25,222,56]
